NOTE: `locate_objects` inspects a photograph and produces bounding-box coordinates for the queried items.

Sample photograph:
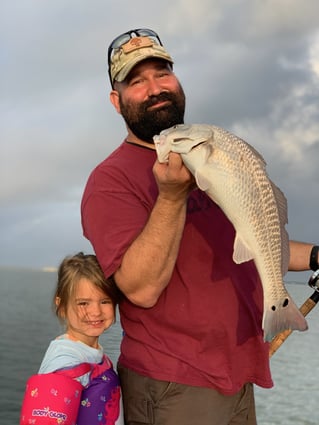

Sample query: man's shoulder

[82,142,156,201]
[92,142,156,177]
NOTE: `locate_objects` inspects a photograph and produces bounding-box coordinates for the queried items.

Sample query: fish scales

[154,124,308,342]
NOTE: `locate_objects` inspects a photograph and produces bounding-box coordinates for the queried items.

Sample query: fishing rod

[269,269,319,357]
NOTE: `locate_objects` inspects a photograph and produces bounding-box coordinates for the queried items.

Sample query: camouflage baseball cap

[108,28,173,87]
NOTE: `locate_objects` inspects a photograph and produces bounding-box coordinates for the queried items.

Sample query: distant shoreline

[0,266,57,273]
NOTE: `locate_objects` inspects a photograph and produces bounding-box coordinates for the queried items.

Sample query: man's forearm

[114,196,187,307]
[289,240,317,271]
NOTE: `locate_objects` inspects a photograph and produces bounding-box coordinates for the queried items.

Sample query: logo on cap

[122,37,154,54]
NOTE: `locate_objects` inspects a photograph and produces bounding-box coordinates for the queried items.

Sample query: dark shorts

[117,364,257,425]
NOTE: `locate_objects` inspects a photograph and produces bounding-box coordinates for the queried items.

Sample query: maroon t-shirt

[81,141,273,395]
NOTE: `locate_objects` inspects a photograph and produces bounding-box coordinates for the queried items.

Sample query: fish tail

[262,297,308,342]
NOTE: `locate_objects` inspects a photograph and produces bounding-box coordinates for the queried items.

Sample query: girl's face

[64,277,115,348]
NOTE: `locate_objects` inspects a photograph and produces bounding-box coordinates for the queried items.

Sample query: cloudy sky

[1,0,319,282]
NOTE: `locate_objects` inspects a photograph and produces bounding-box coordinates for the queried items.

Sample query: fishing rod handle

[268,328,293,357]
[299,296,318,316]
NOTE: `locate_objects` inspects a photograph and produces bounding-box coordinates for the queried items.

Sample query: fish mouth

[189,141,205,150]
[172,138,206,152]
[185,140,208,154]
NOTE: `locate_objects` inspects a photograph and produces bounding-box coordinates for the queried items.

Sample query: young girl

[22,252,124,425]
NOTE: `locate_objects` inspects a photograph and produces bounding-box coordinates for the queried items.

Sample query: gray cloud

[1,0,319,271]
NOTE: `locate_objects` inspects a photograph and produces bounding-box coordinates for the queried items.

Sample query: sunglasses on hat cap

[107,28,172,87]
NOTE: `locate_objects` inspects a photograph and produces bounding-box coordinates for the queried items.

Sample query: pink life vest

[20,355,121,425]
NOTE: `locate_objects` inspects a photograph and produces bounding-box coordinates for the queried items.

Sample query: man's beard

[119,85,186,143]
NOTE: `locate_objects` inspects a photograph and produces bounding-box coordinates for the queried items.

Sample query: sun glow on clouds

[233,29,319,171]
[275,33,319,163]
[309,31,319,78]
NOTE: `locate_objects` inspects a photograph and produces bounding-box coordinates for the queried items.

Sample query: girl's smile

[64,277,115,347]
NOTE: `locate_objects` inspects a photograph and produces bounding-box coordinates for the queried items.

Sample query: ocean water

[1,268,318,425]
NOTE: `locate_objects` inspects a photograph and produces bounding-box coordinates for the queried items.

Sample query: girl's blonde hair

[54,252,121,322]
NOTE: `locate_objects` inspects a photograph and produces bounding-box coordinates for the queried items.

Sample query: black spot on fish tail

[283,298,289,307]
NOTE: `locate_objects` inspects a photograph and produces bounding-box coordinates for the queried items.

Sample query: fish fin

[271,181,290,275]
[281,228,290,277]
[195,169,211,191]
[263,296,308,342]
[246,143,267,166]
[233,233,254,263]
